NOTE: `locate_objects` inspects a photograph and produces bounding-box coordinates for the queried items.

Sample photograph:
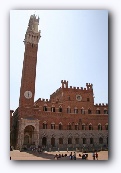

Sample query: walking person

[95,152,98,160]
[70,152,73,160]
[92,152,95,160]
[73,152,76,160]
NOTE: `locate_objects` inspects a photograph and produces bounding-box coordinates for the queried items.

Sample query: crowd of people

[54,151,99,160]
[92,151,98,160]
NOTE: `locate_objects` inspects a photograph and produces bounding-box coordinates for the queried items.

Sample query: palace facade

[10,14,108,151]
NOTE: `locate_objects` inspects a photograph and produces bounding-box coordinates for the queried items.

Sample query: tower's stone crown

[24,14,41,45]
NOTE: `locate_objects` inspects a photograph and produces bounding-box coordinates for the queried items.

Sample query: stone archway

[24,125,35,146]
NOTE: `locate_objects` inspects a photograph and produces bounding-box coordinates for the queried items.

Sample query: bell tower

[19,14,41,108]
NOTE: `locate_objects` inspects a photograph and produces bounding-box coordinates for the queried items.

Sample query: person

[54,154,58,160]
[70,152,73,160]
[95,152,98,160]
[73,152,76,160]
[92,152,95,160]
[79,154,81,157]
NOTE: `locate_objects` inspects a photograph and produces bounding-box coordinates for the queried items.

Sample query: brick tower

[19,14,41,109]
[15,15,41,149]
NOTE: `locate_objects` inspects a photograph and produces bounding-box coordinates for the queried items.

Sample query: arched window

[89,123,93,130]
[98,123,102,130]
[67,123,72,130]
[105,123,108,130]
[88,108,92,114]
[74,107,78,114]
[82,123,86,130]
[96,108,100,114]
[51,123,55,129]
[59,105,62,112]
[67,106,71,113]
[81,107,85,114]
[104,108,108,114]
[59,122,63,130]
[43,104,47,111]
[75,123,79,130]
[43,121,47,129]
[51,105,55,112]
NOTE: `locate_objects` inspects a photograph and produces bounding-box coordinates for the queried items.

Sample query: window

[104,109,108,114]
[68,123,72,130]
[74,108,78,114]
[51,107,55,112]
[105,123,108,130]
[68,138,72,144]
[59,123,63,130]
[88,109,92,114]
[82,124,86,130]
[59,106,62,112]
[89,124,93,130]
[75,138,79,144]
[90,138,93,144]
[43,122,47,129]
[75,124,79,130]
[59,138,63,144]
[67,107,71,113]
[51,123,55,129]
[83,138,86,144]
[98,124,102,130]
[96,109,100,114]
[43,106,47,111]
[99,137,103,144]
[87,98,90,101]
[81,108,85,114]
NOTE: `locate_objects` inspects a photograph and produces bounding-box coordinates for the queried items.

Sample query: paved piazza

[10,150,108,161]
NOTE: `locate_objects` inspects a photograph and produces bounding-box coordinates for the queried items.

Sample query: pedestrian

[92,152,95,160]
[73,152,76,160]
[95,152,98,160]
[70,152,73,160]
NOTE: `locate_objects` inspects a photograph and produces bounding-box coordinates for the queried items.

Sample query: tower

[19,14,41,108]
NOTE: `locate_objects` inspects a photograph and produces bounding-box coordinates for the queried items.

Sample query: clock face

[24,91,32,99]
[76,95,82,101]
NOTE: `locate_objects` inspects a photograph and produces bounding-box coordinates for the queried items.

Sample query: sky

[10,10,108,110]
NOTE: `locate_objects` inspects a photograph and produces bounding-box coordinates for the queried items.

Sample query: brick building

[10,14,108,151]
